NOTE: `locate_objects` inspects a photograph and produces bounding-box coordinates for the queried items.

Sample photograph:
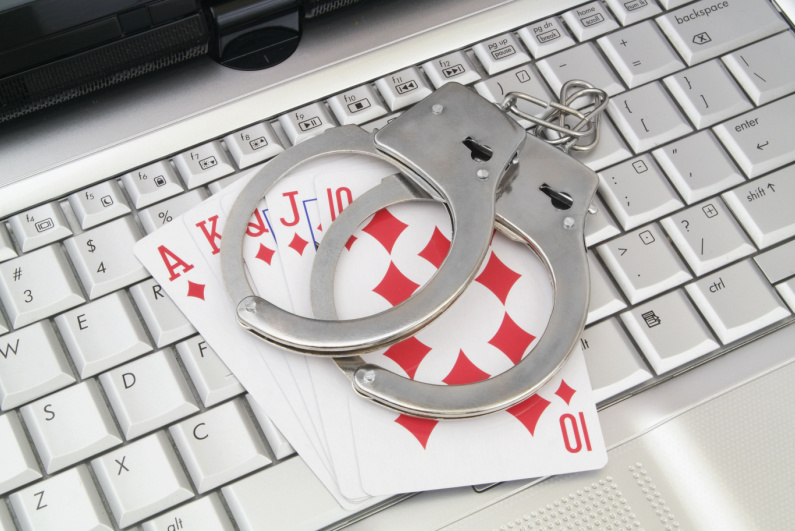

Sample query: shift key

[713,94,795,178]
[656,0,787,66]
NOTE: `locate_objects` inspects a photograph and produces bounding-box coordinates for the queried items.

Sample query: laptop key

[664,59,752,129]
[64,216,149,300]
[586,250,626,324]
[173,141,236,189]
[723,32,795,106]
[686,259,791,344]
[8,202,72,253]
[472,32,531,75]
[0,245,85,329]
[597,21,683,89]
[584,194,621,247]
[421,50,481,89]
[580,318,652,403]
[603,0,661,26]
[176,336,244,407]
[121,161,184,209]
[100,350,199,439]
[21,380,122,474]
[246,394,296,460]
[170,398,272,493]
[327,84,388,125]
[68,180,130,229]
[473,64,554,128]
[0,224,17,262]
[656,0,787,66]
[130,278,197,347]
[754,240,795,284]
[223,122,284,169]
[597,223,692,304]
[661,198,755,276]
[139,188,209,234]
[141,494,234,531]
[620,289,719,374]
[777,278,795,312]
[222,456,355,531]
[517,17,576,58]
[652,130,745,205]
[0,498,13,531]
[375,67,433,111]
[9,466,113,531]
[0,321,75,410]
[536,43,624,98]
[607,81,692,153]
[597,154,684,230]
[92,431,194,528]
[278,102,337,145]
[713,94,795,178]
[561,2,619,41]
[0,412,41,495]
[722,165,795,249]
[55,291,151,378]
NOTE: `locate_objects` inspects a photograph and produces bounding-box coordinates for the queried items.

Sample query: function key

[223,122,284,169]
[68,180,131,229]
[327,85,388,125]
[122,161,184,209]
[375,67,433,111]
[421,50,481,88]
[8,202,72,253]
[278,102,337,145]
[173,141,236,189]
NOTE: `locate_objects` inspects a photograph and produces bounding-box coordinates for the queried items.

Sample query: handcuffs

[221,81,608,420]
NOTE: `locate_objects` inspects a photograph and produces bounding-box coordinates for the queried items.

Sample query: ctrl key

[686,259,791,344]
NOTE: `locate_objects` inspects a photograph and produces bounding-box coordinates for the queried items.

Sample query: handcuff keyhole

[540,183,573,210]
[462,137,493,162]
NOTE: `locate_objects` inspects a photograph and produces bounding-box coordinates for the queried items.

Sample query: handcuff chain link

[499,79,609,153]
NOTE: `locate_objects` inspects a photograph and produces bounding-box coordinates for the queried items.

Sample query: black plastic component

[206,0,301,70]
[119,7,153,34]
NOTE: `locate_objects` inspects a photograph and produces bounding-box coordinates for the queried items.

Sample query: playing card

[315,201,606,495]
[181,185,333,468]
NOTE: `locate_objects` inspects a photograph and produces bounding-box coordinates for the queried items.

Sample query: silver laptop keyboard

[1,0,795,529]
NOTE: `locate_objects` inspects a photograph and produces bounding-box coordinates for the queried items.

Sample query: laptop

[1,0,794,529]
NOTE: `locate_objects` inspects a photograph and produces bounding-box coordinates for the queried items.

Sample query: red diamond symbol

[362,208,408,254]
[255,243,275,265]
[345,235,357,251]
[383,337,432,379]
[488,312,536,365]
[555,379,576,405]
[394,414,439,449]
[186,281,206,301]
[288,232,309,256]
[506,394,551,436]
[442,350,490,385]
[475,251,521,305]
[418,226,451,269]
[373,261,420,307]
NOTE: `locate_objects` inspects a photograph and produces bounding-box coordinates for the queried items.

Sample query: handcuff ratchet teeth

[221,82,607,420]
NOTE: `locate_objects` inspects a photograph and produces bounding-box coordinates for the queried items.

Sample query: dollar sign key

[86,239,96,253]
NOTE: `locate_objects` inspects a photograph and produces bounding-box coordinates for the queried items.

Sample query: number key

[63,216,148,300]
[0,245,85,329]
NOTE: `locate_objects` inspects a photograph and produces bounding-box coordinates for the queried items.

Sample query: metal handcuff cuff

[221,81,608,420]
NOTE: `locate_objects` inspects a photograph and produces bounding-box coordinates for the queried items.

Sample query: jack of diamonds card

[329,202,606,495]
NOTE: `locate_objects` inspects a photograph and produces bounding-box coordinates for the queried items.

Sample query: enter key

[713,94,795,177]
